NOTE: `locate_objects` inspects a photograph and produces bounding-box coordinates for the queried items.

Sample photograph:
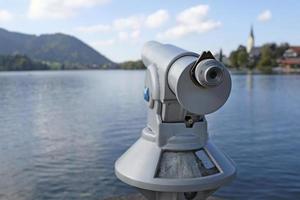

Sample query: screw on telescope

[184,116,195,128]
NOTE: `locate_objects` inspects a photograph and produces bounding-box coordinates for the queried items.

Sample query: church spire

[247,25,255,53]
[250,25,254,39]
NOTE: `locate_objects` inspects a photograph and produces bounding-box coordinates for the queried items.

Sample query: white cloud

[69,0,109,7]
[113,17,142,42]
[118,31,129,41]
[257,10,272,22]
[177,5,209,24]
[158,4,221,39]
[75,14,143,44]
[0,10,13,22]
[131,30,140,39]
[76,9,170,44]
[158,20,221,39]
[76,15,142,34]
[75,24,111,33]
[145,9,169,28]
[118,30,140,41]
[113,16,142,31]
[92,39,115,47]
[76,8,169,35]
[28,0,110,19]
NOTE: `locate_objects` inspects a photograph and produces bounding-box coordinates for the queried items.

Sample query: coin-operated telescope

[115,41,236,200]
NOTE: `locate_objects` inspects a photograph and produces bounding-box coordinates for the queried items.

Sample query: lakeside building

[247,26,261,62]
[278,47,300,69]
[218,26,299,72]
[247,26,255,53]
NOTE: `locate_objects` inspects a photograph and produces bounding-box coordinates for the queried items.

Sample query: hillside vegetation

[0,54,49,71]
[0,28,115,68]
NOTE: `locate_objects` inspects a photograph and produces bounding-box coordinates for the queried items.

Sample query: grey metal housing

[115,41,236,200]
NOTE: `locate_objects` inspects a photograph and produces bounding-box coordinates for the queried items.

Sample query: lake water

[0,71,299,200]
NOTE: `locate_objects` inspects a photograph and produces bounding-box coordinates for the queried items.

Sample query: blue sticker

[143,88,150,102]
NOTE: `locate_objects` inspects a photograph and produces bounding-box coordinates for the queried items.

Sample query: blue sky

[0,0,299,62]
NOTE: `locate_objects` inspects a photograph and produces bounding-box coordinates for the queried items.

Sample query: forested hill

[0,28,115,66]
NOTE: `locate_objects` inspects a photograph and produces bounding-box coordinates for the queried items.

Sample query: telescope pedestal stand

[115,126,236,200]
[139,189,215,200]
[137,150,218,200]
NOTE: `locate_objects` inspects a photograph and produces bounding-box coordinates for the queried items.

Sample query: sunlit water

[0,71,299,200]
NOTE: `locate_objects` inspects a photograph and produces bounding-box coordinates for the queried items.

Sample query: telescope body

[115,41,236,200]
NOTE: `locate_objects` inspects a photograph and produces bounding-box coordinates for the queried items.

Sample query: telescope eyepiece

[194,59,224,88]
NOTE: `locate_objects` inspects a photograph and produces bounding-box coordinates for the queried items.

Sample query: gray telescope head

[142,41,231,115]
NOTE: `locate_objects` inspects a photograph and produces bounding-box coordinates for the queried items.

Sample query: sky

[0,0,299,62]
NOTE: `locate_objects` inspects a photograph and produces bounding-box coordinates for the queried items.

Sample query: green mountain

[0,28,115,67]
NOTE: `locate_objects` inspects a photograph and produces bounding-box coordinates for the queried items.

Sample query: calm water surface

[0,71,299,200]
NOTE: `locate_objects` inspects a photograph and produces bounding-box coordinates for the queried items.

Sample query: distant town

[124,26,300,73]
[216,26,300,74]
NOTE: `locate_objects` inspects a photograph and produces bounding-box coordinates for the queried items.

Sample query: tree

[275,43,289,58]
[229,45,249,69]
[228,42,290,73]
[237,49,249,68]
[257,45,273,73]
[229,51,238,69]
[0,54,49,71]
[119,60,146,70]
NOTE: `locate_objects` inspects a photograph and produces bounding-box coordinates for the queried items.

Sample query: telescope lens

[208,68,218,79]
[194,59,224,88]
[206,66,223,84]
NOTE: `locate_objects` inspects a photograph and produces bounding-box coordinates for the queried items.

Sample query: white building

[247,26,255,53]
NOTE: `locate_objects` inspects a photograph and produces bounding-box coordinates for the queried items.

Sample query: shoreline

[0,68,299,75]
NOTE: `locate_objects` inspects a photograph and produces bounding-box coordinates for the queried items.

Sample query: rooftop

[288,46,300,54]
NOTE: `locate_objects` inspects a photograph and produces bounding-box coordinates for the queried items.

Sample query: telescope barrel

[141,41,189,70]
[141,41,231,115]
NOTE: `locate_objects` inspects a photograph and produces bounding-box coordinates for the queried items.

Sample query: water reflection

[0,71,299,200]
[246,73,253,92]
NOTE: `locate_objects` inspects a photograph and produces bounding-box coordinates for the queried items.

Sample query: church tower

[247,25,255,53]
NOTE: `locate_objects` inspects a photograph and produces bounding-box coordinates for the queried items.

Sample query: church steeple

[250,25,254,39]
[247,25,255,53]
